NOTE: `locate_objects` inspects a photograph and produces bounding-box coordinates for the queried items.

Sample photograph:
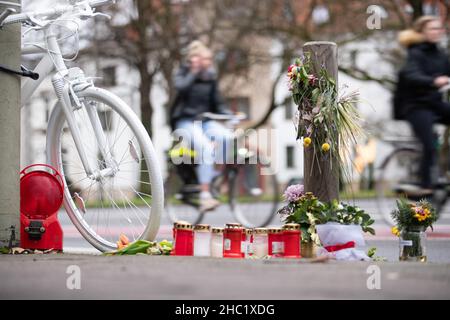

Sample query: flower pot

[399,227,427,262]
[301,241,317,258]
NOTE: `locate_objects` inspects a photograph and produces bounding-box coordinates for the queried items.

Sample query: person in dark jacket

[170,40,233,212]
[398,16,450,192]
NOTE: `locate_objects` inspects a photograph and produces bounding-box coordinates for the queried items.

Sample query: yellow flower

[414,213,427,222]
[391,226,400,237]
[322,143,330,152]
[303,137,312,147]
[412,206,431,222]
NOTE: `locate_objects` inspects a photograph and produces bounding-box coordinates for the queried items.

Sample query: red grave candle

[223,223,243,258]
[268,228,284,257]
[173,221,194,256]
[282,223,301,258]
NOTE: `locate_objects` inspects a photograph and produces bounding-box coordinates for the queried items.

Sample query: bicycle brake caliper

[67,67,93,110]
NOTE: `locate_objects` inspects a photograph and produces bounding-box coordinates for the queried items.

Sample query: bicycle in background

[164,112,280,227]
[376,84,450,225]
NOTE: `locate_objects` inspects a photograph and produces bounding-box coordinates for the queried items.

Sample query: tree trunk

[408,0,423,20]
[302,41,339,202]
[137,60,153,195]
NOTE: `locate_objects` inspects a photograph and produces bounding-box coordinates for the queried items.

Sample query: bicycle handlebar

[1,0,114,27]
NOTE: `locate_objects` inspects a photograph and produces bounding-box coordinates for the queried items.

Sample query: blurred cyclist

[397,16,450,193]
[170,40,233,213]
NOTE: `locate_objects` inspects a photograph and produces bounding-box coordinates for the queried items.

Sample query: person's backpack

[392,69,408,120]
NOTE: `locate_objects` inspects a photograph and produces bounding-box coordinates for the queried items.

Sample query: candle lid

[268,227,283,234]
[282,223,300,231]
[254,228,268,234]
[174,221,193,230]
[225,223,243,229]
[194,224,211,232]
[244,228,253,235]
[211,227,224,234]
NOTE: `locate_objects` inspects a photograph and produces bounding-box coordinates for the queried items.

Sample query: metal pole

[0,0,21,247]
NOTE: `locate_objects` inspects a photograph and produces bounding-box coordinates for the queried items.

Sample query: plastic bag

[316,223,370,261]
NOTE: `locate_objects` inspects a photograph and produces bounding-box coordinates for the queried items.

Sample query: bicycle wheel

[376,147,422,225]
[46,87,164,252]
[227,155,280,228]
[164,165,205,225]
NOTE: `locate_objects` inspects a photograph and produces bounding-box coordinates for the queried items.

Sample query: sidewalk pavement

[1,254,449,299]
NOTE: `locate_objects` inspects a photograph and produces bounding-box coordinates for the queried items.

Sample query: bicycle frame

[21,24,116,180]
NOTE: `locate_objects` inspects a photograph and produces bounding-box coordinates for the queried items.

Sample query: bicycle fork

[52,70,118,181]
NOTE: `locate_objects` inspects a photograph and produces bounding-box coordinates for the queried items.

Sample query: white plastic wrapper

[315,223,371,261]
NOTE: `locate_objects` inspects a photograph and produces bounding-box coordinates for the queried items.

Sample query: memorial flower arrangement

[288,55,363,180]
[391,199,437,261]
[391,199,437,233]
[278,184,375,246]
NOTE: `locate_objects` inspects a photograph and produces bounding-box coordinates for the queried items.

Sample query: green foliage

[367,247,377,258]
[325,201,375,235]
[278,192,376,244]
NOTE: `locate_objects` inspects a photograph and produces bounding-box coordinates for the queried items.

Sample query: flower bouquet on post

[391,199,437,262]
[287,55,363,182]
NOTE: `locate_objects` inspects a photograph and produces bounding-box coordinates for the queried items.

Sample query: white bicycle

[1,0,164,252]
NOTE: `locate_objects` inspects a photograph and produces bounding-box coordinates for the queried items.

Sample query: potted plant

[278,184,375,258]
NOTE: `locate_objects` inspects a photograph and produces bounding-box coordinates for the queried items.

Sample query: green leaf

[115,240,153,255]
[367,247,376,258]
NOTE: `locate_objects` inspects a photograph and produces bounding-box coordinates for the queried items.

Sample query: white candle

[210,227,224,258]
[253,228,268,258]
[193,224,211,257]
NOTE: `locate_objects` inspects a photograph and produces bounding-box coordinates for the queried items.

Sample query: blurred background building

[20,0,450,193]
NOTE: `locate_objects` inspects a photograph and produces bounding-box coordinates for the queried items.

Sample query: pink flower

[308,74,318,86]
[283,184,304,202]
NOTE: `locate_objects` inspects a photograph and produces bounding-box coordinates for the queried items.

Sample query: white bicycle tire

[46,87,164,252]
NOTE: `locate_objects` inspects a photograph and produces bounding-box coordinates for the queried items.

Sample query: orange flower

[117,234,130,250]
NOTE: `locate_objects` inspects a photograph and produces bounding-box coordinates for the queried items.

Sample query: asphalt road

[2,199,450,299]
[1,254,449,299]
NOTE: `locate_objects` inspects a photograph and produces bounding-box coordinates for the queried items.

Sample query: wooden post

[302,41,339,202]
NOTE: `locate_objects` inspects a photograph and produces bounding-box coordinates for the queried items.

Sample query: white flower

[337,204,344,210]
[306,212,317,225]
